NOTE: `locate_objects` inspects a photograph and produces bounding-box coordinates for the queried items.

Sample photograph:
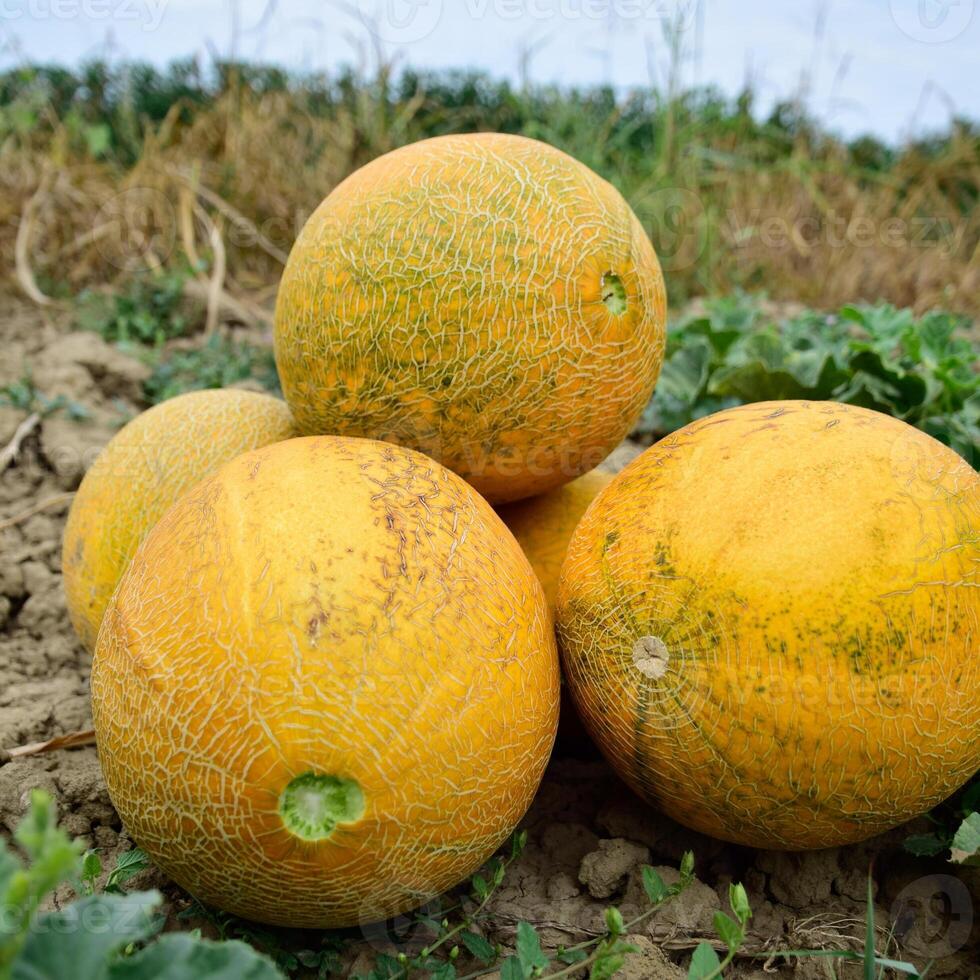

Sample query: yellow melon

[498,469,615,613]
[557,401,980,849]
[62,389,296,652]
[498,468,616,751]
[274,132,666,504]
[92,436,559,927]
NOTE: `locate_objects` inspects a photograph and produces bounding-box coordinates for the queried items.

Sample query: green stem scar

[601,272,627,315]
[279,773,365,841]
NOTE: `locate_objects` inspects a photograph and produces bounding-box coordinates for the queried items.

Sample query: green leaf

[589,941,637,980]
[105,849,150,894]
[679,851,695,880]
[863,874,876,980]
[488,857,506,887]
[80,851,102,895]
[713,911,743,952]
[557,948,588,965]
[0,845,22,893]
[499,955,526,980]
[459,931,495,963]
[903,833,948,857]
[687,941,721,979]
[870,956,922,975]
[515,922,548,975]
[604,907,624,938]
[83,123,111,158]
[729,882,751,925]
[471,875,489,901]
[14,891,163,980]
[642,866,667,904]
[109,932,284,979]
[422,961,456,980]
[1,790,83,969]
[950,812,980,866]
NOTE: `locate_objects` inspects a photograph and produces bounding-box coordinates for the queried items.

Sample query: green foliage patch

[639,295,978,465]
[142,335,280,404]
[0,791,280,980]
[74,269,197,346]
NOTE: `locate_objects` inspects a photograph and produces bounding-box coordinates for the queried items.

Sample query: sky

[1,0,977,143]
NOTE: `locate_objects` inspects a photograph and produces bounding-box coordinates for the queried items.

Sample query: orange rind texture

[93,436,560,927]
[274,133,666,503]
[498,468,615,614]
[557,401,980,849]
[63,389,297,652]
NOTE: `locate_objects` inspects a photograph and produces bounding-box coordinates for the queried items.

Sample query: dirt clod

[579,838,652,899]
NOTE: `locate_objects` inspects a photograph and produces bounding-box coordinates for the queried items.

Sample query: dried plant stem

[1,730,97,765]
[0,492,75,532]
[15,174,54,307]
[0,413,41,472]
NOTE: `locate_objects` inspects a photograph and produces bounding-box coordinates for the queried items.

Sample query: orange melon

[63,389,296,652]
[92,436,559,927]
[274,133,666,504]
[557,401,980,849]
[498,469,616,613]
[498,468,616,751]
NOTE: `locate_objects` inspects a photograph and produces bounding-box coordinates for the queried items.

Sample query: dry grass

[1,63,977,319]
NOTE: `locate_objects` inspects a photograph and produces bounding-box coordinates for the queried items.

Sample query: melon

[498,469,616,751]
[274,132,666,504]
[557,401,980,849]
[92,436,559,927]
[498,469,615,613]
[63,389,296,652]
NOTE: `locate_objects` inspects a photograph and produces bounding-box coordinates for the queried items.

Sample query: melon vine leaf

[687,941,721,979]
[111,931,283,980]
[902,834,947,858]
[421,961,456,980]
[641,866,667,903]
[638,298,978,466]
[0,794,285,980]
[458,930,494,963]
[515,922,548,975]
[950,812,980,866]
[104,850,150,895]
[587,938,638,980]
[14,891,162,980]
[712,911,742,952]
[498,955,525,980]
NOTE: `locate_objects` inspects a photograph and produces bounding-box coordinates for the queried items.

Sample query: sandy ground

[0,297,977,978]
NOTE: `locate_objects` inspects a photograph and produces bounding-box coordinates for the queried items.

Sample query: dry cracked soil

[1,298,977,979]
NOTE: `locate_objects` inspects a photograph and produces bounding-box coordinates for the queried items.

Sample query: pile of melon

[64,133,979,929]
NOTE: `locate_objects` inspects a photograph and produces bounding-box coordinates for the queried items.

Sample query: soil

[0,297,977,979]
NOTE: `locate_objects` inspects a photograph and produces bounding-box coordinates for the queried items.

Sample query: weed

[0,372,88,420]
[74,268,198,345]
[142,334,280,404]
[904,775,980,862]
[0,791,280,980]
[638,296,979,464]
